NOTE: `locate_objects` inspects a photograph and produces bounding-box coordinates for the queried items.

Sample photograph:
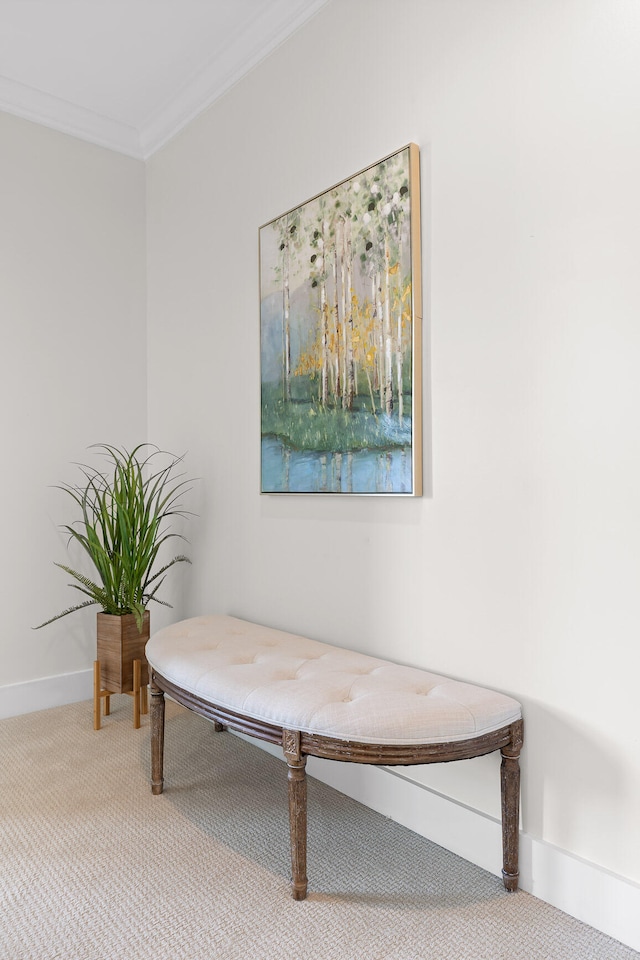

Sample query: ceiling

[0,0,328,159]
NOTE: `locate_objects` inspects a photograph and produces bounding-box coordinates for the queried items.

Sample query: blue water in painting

[262,437,413,494]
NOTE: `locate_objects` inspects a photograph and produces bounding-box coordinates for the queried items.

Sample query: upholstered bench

[146,615,523,900]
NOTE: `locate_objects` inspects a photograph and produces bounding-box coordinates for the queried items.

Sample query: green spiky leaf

[34,444,195,629]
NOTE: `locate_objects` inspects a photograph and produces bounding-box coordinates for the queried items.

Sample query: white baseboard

[2,676,638,951]
[0,668,93,720]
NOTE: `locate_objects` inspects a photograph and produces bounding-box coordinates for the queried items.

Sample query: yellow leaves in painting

[294,278,412,382]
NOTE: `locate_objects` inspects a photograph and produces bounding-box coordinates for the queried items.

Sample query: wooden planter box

[94,611,150,730]
[97,611,150,693]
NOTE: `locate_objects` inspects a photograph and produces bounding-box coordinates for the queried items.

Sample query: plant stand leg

[283,730,308,901]
[501,719,524,891]
[93,661,111,731]
[150,678,165,795]
[140,682,148,715]
[93,661,101,731]
[133,659,141,729]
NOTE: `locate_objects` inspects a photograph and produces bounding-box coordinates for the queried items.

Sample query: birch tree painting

[260,144,422,495]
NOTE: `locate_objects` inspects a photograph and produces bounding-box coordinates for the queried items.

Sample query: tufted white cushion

[146,615,522,746]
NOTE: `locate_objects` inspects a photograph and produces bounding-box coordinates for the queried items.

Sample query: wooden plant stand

[93,611,150,731]
[93,658,148,730]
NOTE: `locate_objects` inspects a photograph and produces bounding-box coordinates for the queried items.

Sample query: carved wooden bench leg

[150,678,166,796]
[283,730,308,901]
[500,718,524,891]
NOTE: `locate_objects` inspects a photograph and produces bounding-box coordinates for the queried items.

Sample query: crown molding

[0,0,328,161]
[139,0,328,158]
[0,74,142,158]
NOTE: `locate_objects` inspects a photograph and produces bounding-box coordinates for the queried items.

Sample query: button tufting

[148,614,522,747]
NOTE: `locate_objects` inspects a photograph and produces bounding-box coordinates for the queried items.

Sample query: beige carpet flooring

[0,698,637,960]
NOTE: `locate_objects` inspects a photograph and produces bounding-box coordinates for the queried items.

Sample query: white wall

[0,112,147,689]
[1,0,639,948]
[146,0,640,914]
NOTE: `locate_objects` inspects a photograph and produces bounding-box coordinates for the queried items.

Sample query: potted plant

[36,443,193,728]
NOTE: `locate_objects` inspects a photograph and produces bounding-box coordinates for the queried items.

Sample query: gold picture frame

[260,144,422,495]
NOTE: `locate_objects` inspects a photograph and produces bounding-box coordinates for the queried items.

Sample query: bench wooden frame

[150,669,524,901]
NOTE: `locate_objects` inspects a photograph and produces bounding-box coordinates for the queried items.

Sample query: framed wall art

[260,143,422,495]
